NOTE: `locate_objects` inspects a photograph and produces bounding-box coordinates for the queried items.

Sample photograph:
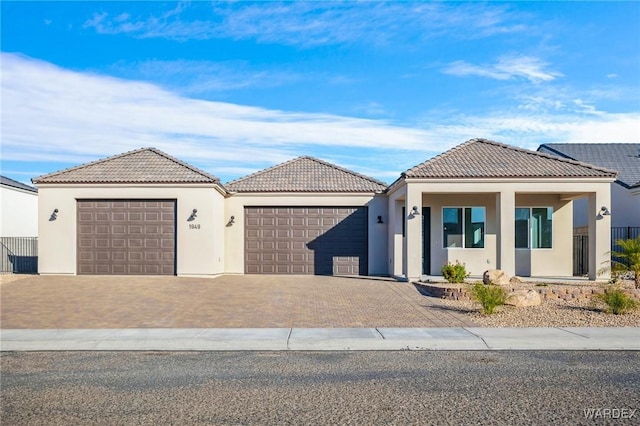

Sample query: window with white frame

[515,207,553,249]
[443,207,485,248]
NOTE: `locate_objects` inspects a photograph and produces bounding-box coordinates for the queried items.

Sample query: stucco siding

[36,184,225,276]
[425,193,498,277]
[573,183,639,228]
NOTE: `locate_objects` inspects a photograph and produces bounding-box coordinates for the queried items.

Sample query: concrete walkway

[2,327,639,351]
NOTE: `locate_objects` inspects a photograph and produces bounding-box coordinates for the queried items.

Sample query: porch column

[405,188,423,280]
[388,199,404,277]
[588,189,611,280]
[497,191,515,277]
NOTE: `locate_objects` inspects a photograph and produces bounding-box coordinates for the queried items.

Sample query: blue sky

[2,1,639,185]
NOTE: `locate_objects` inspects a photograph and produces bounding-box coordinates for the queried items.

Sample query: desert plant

[592,287,638,315]
[600,237,640,289]
[441,261,468,283]
[469,282,506,315]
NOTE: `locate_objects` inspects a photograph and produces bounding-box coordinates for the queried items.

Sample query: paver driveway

[0,275,476,328]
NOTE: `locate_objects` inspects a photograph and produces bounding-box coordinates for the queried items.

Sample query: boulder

[483,269,510,286]
[505,289,542,307]
[509,276,523,286]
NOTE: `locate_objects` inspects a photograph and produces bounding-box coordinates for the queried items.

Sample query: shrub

[469,282,506,315]
[441,261,468,283]
[592,287,638,315]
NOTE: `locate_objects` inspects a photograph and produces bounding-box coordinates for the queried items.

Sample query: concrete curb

[1,327,639,351]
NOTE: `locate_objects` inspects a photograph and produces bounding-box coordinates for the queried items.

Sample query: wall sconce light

[411,206,420,215]
[49,208,59,221]
[377,215,384,224]
[187,209,198,222]
[227,215,235,226]
[600,206,611,216]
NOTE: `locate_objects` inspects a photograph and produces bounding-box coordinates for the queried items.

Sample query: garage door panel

[245,206,367,275]
[77,200,175,275]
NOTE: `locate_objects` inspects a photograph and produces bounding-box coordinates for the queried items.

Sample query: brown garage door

[77,200,176,275]
[245,207,368,275]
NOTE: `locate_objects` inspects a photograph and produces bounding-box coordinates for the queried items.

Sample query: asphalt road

[1,351,639,425]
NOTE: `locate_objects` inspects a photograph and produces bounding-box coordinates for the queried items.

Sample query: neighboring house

[1,176,38,273]
[32,139,616,280]
[538,144,640,230]
[1,175,38,237]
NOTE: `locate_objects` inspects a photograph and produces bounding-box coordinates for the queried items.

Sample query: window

[515,207,552,249]
[443,207,485,248]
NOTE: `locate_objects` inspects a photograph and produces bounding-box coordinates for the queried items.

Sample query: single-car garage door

[77,200,176,275]
[245,207,368,275]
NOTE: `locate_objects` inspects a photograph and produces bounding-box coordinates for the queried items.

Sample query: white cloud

[1,53,435,179]
[110,59,301,94]
[443,56,563,83]
[82,2,529,46]
[2,53,638,183]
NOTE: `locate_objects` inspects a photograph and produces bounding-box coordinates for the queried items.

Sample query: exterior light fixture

[377,215,384,224]
[187,209,198,222]
[227,215,235,226]
[411,206,420,215]
[600,206,611,216]
[49,209,59,221]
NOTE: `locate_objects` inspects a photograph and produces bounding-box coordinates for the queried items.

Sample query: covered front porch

[387,180,612,281]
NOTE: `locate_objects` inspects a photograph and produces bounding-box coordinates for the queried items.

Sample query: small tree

[609,237,640,289]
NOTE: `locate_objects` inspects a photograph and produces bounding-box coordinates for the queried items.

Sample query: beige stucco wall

[224,192,388,275]
[573,183,639,228]
[36,184,226,276]
[1,186,38,237]
[387,178,613,280]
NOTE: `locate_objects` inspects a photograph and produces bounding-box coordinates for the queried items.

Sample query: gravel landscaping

[424,279,640,327]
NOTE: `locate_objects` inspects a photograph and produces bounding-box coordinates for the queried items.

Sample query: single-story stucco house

[32,139,617,281]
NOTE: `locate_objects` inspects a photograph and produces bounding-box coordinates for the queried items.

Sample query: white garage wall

[36,184,225,276]
[224,192,388,275]
[1,185,38,237]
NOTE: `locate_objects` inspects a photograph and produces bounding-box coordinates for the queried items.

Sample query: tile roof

[225,156,387,193]
[1,175,38,193]
[538,143,640,188]
[403,139,618,180]
[32,148,220,184]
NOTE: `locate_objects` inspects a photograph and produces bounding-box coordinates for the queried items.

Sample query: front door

[422,207,431,275]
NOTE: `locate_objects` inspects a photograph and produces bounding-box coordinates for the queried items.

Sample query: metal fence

[573,235,589,276]
[573,227,640,276]
[0,237,38,274]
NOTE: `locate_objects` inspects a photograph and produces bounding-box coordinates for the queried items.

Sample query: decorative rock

[505,289,542,307]
[509,276,523,285]
[483,269,510,286]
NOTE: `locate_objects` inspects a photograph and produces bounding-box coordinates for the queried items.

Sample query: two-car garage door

[245,207,368,275]
[77,200,176,275]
